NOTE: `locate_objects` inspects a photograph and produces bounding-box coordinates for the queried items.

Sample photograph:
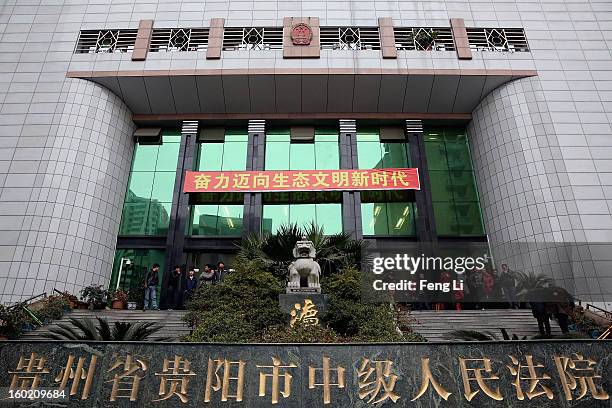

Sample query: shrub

[184,262,287,343]
[322,268,424,342]
[36,296,70,321]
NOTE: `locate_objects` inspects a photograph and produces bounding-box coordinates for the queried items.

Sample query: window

[222,27,283,51]
[110,249,165,294]
[262,192,343,235]
[425,128,485,236]
[264,128,339,170]
[196,130,248,171]
[357,128,415,237]
[320,27,381,50]
[149,28,209,52]
[263,129,341,234]
[118,131,181,236]
[189,192,244,236]
[394,27,455,51]
[189,129,248,236]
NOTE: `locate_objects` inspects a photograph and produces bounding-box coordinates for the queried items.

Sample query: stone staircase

[402,309,563,342]
[20,309,192,341]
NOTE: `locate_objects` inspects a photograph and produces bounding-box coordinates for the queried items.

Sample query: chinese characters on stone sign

[5,351,609,404]
[183,168,420,193]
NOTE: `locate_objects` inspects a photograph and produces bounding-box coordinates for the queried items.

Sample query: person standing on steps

[184,268,198,304]
[167,265,183,311]
[199,264,216,286]
[143,263,160,311]
[215,261,227,282]
[499,263,519,309]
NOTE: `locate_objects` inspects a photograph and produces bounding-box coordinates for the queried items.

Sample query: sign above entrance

[183,168,420,193]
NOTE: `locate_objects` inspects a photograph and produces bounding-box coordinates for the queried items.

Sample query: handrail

[6,292,47,311]
[576,299,612,321]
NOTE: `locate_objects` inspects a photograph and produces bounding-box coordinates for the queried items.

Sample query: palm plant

[235,222,368,280]
[42,317,168,341]
[515,271,554,301]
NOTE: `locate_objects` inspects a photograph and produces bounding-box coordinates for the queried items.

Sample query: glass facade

[425,128,485,236]
[357,129,416,237]
[262,128,342,234]
[189,130,248,236]
[118,131,181,236]
[109,249,165,296]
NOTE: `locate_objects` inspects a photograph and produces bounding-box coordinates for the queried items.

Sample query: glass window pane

[151,172,176,202]
[162,129,182,143]
[455,202,485,235]
[429,170,454,202]
[386,202,415,236]
[316,204,342,234]
[361,202,389,236]
[126,172,154,201]
[356,131,380,142]
[357,141,382,169]
[433,202,458,236]
[266,129,290,142]
[222,141,248,171]
[148,202,172,235]
[451,171,479,202]
[198,143,224,171]
[315,141,339,170]
[156,142,180,171]
[290,143,315,170]
[119,202,150,235]
[225,129,248,142]
[191,205,219,236]
[217,204,244,235]
[382,143,409,168]
[445,135,472,171]
[314,134,338,142]
[290,204,316,228]
[262,205,289,234]
[424,140,448,171]
[131,145,158,172]
[265,142,290,170]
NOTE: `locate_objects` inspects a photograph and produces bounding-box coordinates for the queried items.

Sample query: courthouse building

[0,0,611,308]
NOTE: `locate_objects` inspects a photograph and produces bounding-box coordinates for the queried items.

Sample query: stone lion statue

[287,237,321,292]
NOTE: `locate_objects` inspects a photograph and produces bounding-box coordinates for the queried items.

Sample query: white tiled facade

[0,0,611,308]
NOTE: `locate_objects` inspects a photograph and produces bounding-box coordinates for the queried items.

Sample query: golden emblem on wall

[290,299,319,327]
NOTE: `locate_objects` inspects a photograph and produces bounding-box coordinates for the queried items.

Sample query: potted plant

[126,288,143,310]
[80,285,109,310]
[36,296,70,321]
[110,289,129,310]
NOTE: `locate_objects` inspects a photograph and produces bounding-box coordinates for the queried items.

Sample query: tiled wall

[1,0,612,307]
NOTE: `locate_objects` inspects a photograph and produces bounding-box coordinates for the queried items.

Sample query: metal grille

[320,27,381,50]
[248,120,266,133]
[339,120,357,134]
[75,30,137,53]
[394,27,455,51]
[150,28,209,52]
[182,121,199,135]
[222,27,283,51]
[467,28,529,52]
[405,120,423,134]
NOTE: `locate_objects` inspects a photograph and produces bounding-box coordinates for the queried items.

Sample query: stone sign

[0,340,610,407]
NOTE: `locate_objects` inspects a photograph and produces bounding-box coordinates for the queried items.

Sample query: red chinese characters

[183,168,420,193]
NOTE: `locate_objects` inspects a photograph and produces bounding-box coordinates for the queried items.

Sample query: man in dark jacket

[184,268,198,304]
[499,264,518,309]
[143,264,160,311]
[216,261,227,282]
[167,265,184,310]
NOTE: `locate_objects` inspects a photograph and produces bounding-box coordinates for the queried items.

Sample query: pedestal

[279,292,329,316]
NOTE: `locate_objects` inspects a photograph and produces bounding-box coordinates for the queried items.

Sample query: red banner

[183,168,420,193]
